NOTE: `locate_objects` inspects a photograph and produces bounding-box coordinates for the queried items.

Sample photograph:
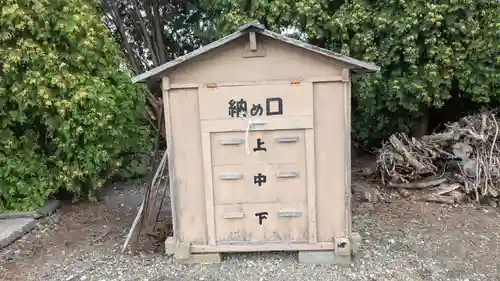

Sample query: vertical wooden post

[249,32,257,51]
[162,76,179,238]
[341,69,352,235]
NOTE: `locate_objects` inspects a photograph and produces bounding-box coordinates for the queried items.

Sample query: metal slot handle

[219,173,243,180]
[276,172,299,178]
[277,137,299,143]
[251,120,268,125]
[223,212,245,219]
[219,139,244,145]
[278,210,302,217]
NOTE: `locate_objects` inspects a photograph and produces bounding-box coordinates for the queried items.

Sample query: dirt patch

[0,181,165,281]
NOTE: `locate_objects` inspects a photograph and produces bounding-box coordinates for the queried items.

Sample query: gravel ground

[1,179,500,281]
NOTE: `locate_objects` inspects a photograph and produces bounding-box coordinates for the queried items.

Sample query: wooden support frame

[165,237,336,254]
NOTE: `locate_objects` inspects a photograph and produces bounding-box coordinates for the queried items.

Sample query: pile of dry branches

[377,111,500,204]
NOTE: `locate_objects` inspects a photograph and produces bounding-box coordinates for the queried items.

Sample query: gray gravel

[6,209,497,281]
[2,182,500,281]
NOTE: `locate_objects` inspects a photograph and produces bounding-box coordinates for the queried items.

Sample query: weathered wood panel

[168,87,207,244]
[313,81,347,241]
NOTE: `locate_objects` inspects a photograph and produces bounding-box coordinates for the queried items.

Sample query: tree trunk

[412,108,429,138]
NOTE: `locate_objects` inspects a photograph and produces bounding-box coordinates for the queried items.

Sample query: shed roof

[132,22,380,83]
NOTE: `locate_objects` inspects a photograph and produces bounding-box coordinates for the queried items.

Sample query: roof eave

[132,28,252,84]
[257,29,380,73]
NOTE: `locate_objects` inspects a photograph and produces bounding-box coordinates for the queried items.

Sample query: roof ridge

[236,21,266,31]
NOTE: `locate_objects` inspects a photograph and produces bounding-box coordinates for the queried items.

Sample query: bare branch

[131,0,160,66]
[105,0,142,74]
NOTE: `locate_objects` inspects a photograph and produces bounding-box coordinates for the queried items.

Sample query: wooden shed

[133,22,379,264]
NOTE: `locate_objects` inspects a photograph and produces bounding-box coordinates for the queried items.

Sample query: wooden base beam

[165,232,362,265]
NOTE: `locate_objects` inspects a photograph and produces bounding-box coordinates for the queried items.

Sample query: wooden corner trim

[341,69,350,83]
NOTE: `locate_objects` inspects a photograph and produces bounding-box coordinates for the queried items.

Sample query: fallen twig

[91,227,112,244]
[121,150,168,255]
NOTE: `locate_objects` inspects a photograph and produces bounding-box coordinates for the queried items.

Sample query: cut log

[398,188,410,198]
[488,198,498,208]
[424,194,455,204]
[449,190,466,203]
[421,132,455,142]
[452,142,473,160]
[489,188,499,197]
[457,128,485,141]
[388,178,447,189]
[431,183,461,196]
[389,135,426,171]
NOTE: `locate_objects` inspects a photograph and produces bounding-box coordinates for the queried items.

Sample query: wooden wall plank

[202,132,216,245]
[305,129,317,243]
[313,82,347,241]
[168,87,207,244]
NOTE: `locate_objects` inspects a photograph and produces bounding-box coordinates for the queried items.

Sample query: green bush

[327,0,500,147]
[0,0,152,211]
